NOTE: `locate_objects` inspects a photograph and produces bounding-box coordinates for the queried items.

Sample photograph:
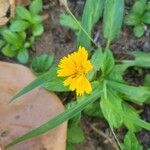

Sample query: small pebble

[143,42,150,52]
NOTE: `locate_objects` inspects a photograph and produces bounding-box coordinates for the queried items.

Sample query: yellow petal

[75,75,92,96]
[57,46,93,96]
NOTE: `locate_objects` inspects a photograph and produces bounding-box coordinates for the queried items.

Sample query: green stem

[64,3,100,48]
[106,39,111,49]
[110,127,123,150]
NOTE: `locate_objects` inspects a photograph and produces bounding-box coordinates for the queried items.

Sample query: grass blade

[6,87,102,149]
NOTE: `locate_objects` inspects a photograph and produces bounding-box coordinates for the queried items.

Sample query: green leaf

[60,14,80,31]
[125,13,140,26]
[144,74,150,87]
[108,80,150,103]
[101,49,115,76]
[17,49,29,64]
[0,39,5,48]
[42,67,69,92]
[91,49,103,71]
[78,0,104,49]
[130,51,150,68]
[87,49,103,80]
[108,64,130,82]
[31,54,54,74]
[2,30,23,48]
[43,77,69,92]
[67,111,84,143]
[10,20,29,32]
[103,0,124,41]
[18,32,27,40]
[122,131,143,150]
[100,87,123,128]
[67,124,84,143]
[131,0,146,16]
[126,115,150,131]
[29,0,43,15]
[142,11,150,24]
[133,24,145,37]
[146,2,150,11]
[66,143,75,150]
[10,72,51,102]
[32,15,42,24]
[32,24,44,36]
[1,44,17,57]
[6,87,102,149]
[122,102,140,132]
[9,66,69,102]
[16,6,32,21]
[84,100,103,117]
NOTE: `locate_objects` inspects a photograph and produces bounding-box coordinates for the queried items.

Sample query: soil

[0,0,150,150]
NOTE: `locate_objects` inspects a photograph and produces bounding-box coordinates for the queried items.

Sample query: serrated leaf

[60,14,80,31]
[16,6,32,21]
[29,0,43,15]
[17,49,29,64]
[142,11,150,24]
[125,13,140,26]
[130,51,150,68]
[103,0,124,41]
[108,80,150,103]
[78,0,104,49]
[133,24,145,37]
[101,49,115,76]
[10,20,29,32]
[108,64,130,82]
[100,88,123,128]
[91,49,103,71]
[132,0,146,16]
[126,115,150,131]
[122,131,143,150]
[122,102,140,132]
[6,87,102,149]
[87,49,103,80]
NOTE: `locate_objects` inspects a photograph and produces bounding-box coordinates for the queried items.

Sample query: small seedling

[0,0,43,64]
[125,0,150,37]
[31,54,54,75]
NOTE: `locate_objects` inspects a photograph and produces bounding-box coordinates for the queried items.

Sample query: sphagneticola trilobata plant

[0,0,43,64]
[5,0,150,150]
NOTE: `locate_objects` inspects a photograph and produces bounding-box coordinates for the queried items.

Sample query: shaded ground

[0,0,150,149]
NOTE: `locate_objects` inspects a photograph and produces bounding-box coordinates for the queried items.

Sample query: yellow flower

[57,46,93,96]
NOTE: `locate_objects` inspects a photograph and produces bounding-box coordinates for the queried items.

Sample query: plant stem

[110,127,123,150]
[64,3,100,49]
[106,39,111,49]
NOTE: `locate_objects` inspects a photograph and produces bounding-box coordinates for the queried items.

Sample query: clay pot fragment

[0,61,67,150]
